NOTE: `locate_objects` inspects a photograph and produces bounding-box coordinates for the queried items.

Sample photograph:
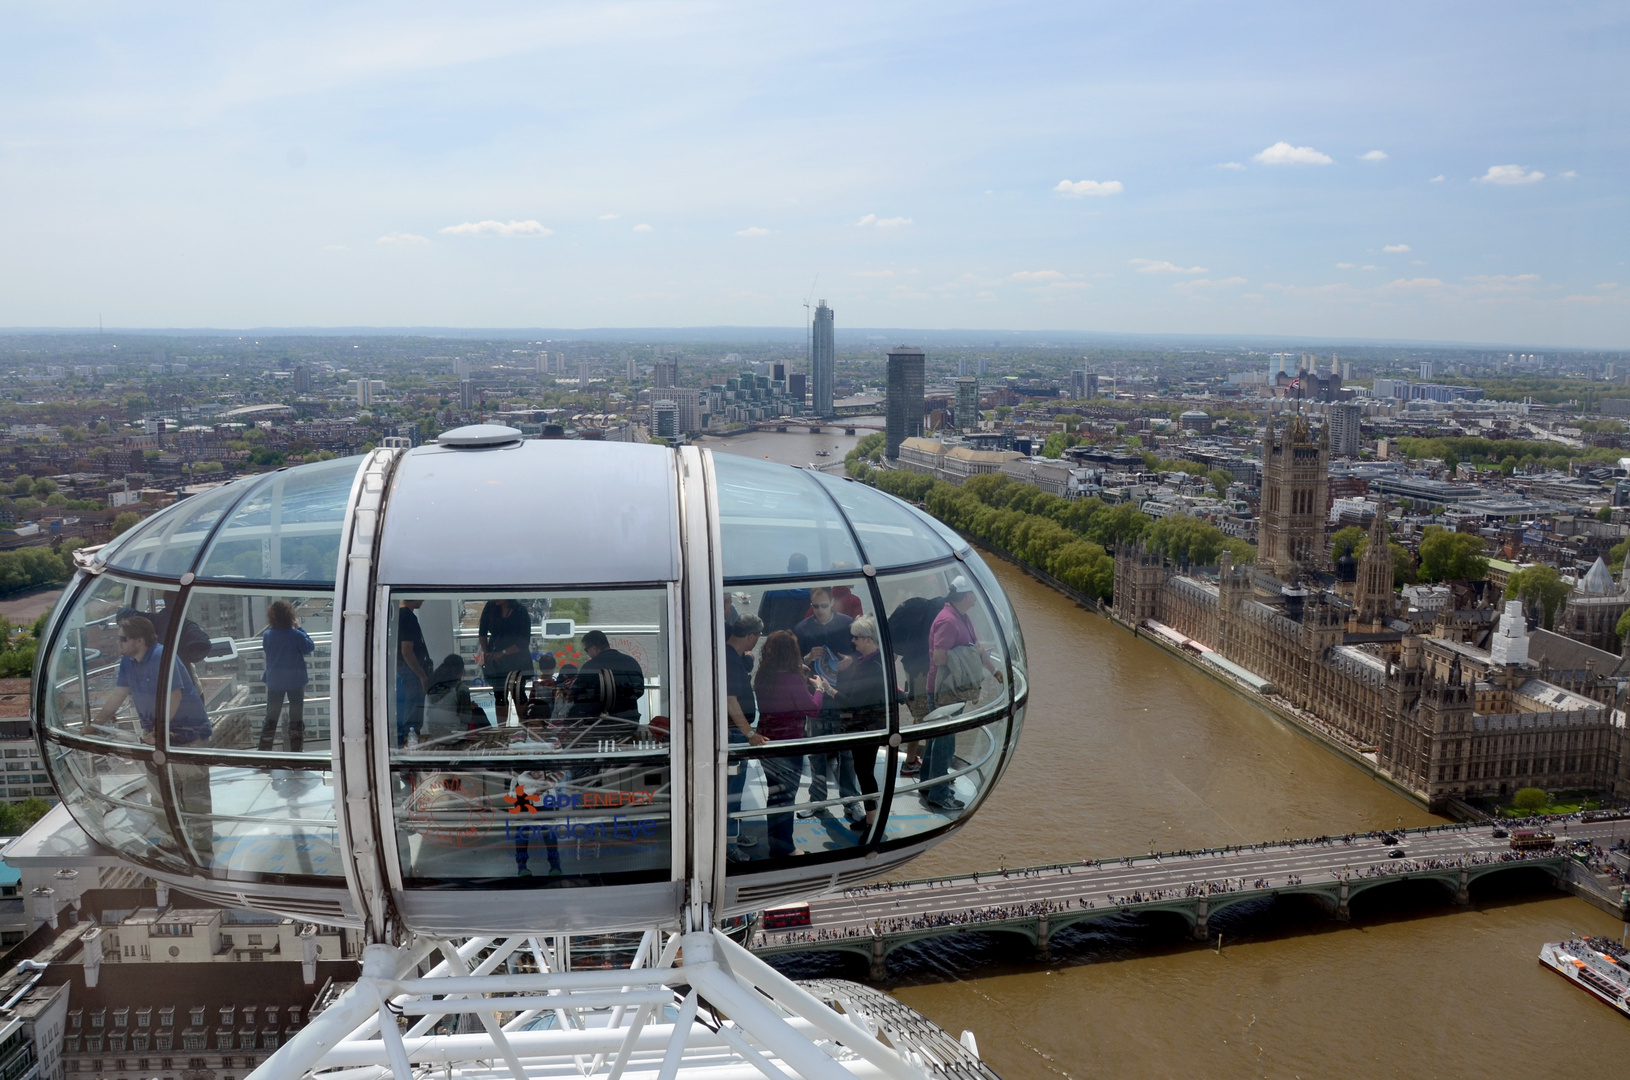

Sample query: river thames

[709,429,1630,1080]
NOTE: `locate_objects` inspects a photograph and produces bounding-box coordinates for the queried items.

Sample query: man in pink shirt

[922,575,1003,811]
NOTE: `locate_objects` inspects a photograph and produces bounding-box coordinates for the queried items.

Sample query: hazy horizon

[2,3,1625,346]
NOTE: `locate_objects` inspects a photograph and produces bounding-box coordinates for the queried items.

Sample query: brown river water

[711,430,1630,1080]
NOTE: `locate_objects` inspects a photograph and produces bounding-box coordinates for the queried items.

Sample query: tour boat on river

[1540,938,1630,1017]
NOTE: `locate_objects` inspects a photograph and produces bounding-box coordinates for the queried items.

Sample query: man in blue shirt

[96,614,212,744]
[96,614,214,859]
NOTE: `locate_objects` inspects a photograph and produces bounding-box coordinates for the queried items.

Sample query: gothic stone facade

[1114,545,1628,809]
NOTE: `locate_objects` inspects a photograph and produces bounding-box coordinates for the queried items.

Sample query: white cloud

[1474,164,1544,185]
[632,223,653,233]
[1216,162,1246,171]
[597,213,621,220]
[734,226,771,238]
[1384,277,1445,290]
[1360,150,1389,161]
[852,269,896,278]
[1429,175,1446,183]
[1043,281,1093,291]
[1466,274,1541,285]
[1336,262,1356,269]
[1054,179,1124,197]
[1254,141,1333,165]
[1173,277,1247,291]
[1011,270,1064,281]
[1383,243,1411,253]
[1597,282,1619,291]
[856,214,913,228]
[322,244,347,251]
[1362,264,1378,270]
[439,219,552,236]
[1561,170,1580,179]
[1130,258,1207,274]
[377,232,428,245]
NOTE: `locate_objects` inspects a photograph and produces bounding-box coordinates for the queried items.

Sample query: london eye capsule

[34,428,1027,940]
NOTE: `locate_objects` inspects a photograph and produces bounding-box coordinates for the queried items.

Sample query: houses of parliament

[1113,415,1630,810]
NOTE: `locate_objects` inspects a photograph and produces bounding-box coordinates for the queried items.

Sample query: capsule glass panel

[808,472,954,568]
[713,455,861,580]
[195,457,362,584]
[873,562,1010,840]
[387,588,673,886]
[724,578,889,863]
[97,481,253,577]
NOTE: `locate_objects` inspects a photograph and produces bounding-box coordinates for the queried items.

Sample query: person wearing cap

[922,574,1003,812]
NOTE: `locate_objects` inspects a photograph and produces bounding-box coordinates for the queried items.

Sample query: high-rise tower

[811,300,835,415]
[955,376,979,432]
[885,346,925,459]
[1257,414,1329,583]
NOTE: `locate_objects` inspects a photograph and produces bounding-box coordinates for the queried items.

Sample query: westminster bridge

[750,818,1630,980]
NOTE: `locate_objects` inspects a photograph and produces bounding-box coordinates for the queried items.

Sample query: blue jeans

[922,685,979,805]
[727,728,748,841]
[396,669,425,747]
[805,713,861,818]
[763,753,802,857]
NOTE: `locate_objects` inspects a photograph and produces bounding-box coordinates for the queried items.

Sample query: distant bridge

[751,820,1630,979]
[743,420,883,435]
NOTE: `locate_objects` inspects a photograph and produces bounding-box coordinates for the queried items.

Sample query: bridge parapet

[751,823,1604,979]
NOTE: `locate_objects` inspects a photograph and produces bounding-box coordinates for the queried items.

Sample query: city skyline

[0,3,1624,346]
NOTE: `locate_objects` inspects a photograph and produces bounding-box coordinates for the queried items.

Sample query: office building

[459,380,474,411]
[650,400,678,440]
[1070,370,1097,400]
[624,352,635,381]
[788,372,807,404]
[772,363,785,383]
[653,361,677,389]
[1419,360,1435,380]
[537,352,549,375]
[347,380,382,408]
[578,362,589,391]
[885,346,926,460]
[292,366,311,394]
[811,301,835,415]
[1327,402,1363,458]
[955,377,979,432]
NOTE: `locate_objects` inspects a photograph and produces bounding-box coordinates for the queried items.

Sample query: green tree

[1417,526,1490,582]
[1207,468,1233,499]
[111,511,141,537]
[1441,450,1459,476]
[1330,525,1367,561]
[1511,787,1549,812]
[31,478,56,497]
[1597,505,1615,523]
[1500,455,1518,476]
[1506,564,1570,630]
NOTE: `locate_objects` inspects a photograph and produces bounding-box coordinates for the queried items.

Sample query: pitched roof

[1526,627,1630,676]
[1576,556,1615,596]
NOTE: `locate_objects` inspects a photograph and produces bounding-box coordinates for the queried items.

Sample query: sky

[1,2,1626,347]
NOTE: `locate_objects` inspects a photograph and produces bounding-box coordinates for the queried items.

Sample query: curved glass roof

[714,454,860,579]
[809,471,955,568]
[99,456,364,585]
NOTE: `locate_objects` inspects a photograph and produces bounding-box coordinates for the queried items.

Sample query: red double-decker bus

[761,903,811,929]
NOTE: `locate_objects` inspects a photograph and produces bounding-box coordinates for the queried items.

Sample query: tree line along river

[711,430,1630,1080]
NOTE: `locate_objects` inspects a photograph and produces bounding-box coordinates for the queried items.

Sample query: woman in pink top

[752,630,830,855]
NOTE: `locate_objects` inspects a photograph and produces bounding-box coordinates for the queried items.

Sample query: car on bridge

[1388,848,1407,858]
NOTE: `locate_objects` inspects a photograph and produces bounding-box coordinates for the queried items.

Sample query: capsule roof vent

[435,424,523,449]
